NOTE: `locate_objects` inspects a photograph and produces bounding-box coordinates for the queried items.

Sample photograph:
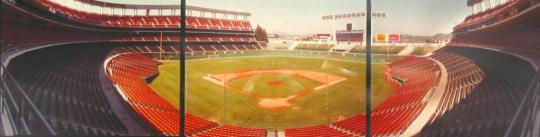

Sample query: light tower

[322,12,386,45]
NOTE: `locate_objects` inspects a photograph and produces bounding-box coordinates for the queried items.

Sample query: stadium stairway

[397,46,416,56]
[288,42,300,50]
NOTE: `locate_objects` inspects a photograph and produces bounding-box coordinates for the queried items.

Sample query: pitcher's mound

[267,81,285,86]
[258,98,292,110]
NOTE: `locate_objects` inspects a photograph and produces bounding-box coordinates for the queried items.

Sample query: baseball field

[149,55,394,128]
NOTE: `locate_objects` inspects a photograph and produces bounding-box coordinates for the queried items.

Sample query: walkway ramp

[398,46,415,55]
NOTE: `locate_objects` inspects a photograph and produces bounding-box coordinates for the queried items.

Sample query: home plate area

[203,69,347,110]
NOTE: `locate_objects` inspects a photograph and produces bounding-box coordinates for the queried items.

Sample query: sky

[99,0,471,35]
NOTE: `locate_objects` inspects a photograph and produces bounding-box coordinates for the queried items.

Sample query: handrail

[504,71,539,137]
[0,64,57,135]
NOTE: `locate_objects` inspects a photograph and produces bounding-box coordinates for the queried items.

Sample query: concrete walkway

[397,46,415,56]
[400,57,448,137]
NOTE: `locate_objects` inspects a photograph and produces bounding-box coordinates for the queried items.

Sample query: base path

[203,69,347,110]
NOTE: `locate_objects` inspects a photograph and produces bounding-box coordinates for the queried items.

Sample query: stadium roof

[82,0,250,16]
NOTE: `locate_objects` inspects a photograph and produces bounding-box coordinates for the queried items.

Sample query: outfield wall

[146,50,403,63]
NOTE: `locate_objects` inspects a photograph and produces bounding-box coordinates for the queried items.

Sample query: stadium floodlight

[322,12,386,44]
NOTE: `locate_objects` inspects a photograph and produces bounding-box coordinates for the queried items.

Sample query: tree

[255,25,269,43]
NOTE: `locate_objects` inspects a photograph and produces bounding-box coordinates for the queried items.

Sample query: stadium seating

[284,125,353,137]
[285,56,440,136]
[418,46,536,137]
[427,48,484,121]
[454,1,516,31]
[335,56,439,135]
[454,0,536,32]
[191,125,266,137]
[6,45,128,136]
[107,53,220,136]
[106,52,269,136]
[39,1,252,31]
[114,36,256,42]
[101,16,252,31]
[107,44,263,54]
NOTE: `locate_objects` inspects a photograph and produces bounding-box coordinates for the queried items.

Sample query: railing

[0,64,56,135]
[504,71,540,137]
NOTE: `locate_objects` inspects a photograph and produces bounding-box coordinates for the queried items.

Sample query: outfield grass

[411,47,436,55]
[149,61,180,109]
[150,56,394,128]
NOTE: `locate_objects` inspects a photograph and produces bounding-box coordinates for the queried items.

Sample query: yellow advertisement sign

[376,33,388,42]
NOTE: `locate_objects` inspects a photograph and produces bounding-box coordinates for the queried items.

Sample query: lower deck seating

[113,44,263,54]
[334,56,439,136]
[106,53,267,136]
[427,48,484,121]
[107,53,218,136]
[418,46,536,137]
[7,45,128,136]
[285,56,440,136]
[114,36,256,43]
[191,125,266,137]
[284,125,352,137]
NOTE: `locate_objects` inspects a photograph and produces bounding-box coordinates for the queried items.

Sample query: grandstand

[0,0,263,136]
[1,0,539,136]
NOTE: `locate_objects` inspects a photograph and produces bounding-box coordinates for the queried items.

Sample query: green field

[228,73,321,98]
[149,56,394,128]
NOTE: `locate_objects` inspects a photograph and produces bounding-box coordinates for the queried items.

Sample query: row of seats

[418,46,536,137]
[449,2,539,67]
[39,1,252,31]
[112,45,263,54]
[191,125,266,137]
[107,53,184,136]
[7,45,128,136]
[450,31,539,67]
[114,36,256,42]
[284,125,352,137]
[0,9,116,48]
[103,17,252,31]
[39,0,111,21]
[427,49,484,121]
[455,0,537,32]
[455,1,517,30]
[285,56,440,136]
